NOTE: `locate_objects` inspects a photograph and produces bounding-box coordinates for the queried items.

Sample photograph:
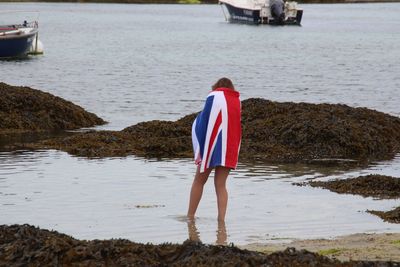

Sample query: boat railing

[253,0,268,8]
[0,20,38,37]
[28,20,39,29]
[0,29,21,36]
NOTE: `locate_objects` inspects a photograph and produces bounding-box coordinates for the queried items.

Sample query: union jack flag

[192,87,241,173]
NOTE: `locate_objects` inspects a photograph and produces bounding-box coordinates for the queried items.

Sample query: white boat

[219,0,303,25]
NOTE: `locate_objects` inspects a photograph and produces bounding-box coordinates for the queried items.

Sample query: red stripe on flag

[205,111,222,169]
[224,91,241,168]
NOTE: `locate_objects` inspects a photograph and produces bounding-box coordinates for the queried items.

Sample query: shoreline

[244,232,400,262]
[1,0,400,4]
[1,224,399,265]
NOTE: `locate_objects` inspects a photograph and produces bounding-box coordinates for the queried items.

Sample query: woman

[187,77,241,222]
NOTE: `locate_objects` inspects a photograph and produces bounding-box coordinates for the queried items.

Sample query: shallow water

[1,150,399,245]
[1,2,400,245]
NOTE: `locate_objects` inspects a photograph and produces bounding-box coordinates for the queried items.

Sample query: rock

[0,224,395,266]
[240,99,400,163]
[15,98,400,164]
[0,82,105,135]
[368,207,400,224]
[305,175,400,199]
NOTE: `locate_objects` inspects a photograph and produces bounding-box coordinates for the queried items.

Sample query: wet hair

[212,77,235,91]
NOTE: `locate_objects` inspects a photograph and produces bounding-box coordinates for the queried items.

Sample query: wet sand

[245,232,400,262]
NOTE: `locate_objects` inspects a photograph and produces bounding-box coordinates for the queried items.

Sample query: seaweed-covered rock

[0,82,105,135]
[32,116,196,158]
[368,207,400,224]
[241,99,400,162]
[122,114,196,158]
[8,98,400,163]
[0,224,395,266]
[305,175,400,199]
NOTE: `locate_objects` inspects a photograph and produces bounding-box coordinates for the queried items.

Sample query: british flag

[192,87,241,173]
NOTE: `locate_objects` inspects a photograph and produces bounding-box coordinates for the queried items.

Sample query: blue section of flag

[209,131,222,167]
[195,95,214,160]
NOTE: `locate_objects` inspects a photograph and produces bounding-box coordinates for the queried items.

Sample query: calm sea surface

[0,2,400,245]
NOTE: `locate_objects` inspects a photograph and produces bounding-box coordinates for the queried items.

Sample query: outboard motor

[270,0,285,25]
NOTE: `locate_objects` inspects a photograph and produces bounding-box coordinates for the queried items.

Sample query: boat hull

[223,3,261,24]
[221,2,302,25]
[0,30,37,58]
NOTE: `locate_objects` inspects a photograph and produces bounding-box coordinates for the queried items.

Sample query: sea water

[0,2,400,245]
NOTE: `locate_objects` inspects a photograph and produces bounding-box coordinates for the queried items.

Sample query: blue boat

[0,21,39,58]
[219,0,303,25]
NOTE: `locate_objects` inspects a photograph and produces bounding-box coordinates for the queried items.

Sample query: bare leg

[214,166,230,222]
[187,166,212,219]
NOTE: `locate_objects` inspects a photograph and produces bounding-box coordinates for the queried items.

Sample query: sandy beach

[245,232,400,262]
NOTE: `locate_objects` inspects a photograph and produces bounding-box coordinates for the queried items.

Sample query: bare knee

[214,176,226,189]
[214,167,230,192]
[194,167,212,186]
[214,181,226,195]
[194,175,208,187]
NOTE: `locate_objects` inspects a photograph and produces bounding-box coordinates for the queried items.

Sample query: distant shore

[1,0,400,4]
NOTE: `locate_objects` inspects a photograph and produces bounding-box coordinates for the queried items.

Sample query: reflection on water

[236,160,359,181]
[187,219,201,242]
[187,218,227,245]
[0,150,399,245]
[0,131,73,150]
[216,221,227,246]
